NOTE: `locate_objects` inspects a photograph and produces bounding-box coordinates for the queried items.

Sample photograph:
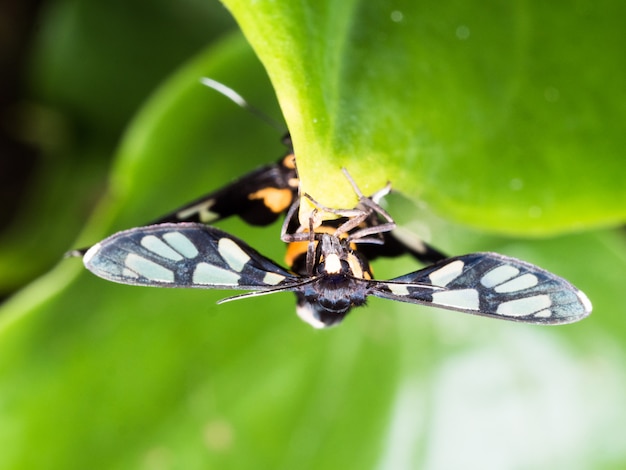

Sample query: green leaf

[222,0,626,234]
[2,4,626,470]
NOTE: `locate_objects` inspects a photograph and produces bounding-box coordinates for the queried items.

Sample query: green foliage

[224,0,626,234]
[1,1,625,469]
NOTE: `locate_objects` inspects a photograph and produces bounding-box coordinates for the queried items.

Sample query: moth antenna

[216,289,286,304]
[200,77,285,133]
[216,278,317,304]
[376,280,444,291]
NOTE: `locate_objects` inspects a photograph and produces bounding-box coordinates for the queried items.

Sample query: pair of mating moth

[71,134,591,328]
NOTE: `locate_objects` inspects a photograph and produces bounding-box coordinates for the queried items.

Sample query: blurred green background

[1,1,625,469]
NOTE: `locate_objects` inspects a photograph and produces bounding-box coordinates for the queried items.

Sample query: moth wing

[82,223,298,291]
[370,252,591,324]
[150,156,297,227]
[357,228,448,264]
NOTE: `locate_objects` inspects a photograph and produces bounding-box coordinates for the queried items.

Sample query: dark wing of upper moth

[82,222,300,290]
[357,230,448,264]
[149,153,298,227]
[369,252,592,324]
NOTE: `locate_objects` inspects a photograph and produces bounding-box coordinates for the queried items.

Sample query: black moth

[82,221,591,328]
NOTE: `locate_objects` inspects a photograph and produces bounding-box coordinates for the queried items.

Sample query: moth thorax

[322,253,342,274]
[317,234,352,275]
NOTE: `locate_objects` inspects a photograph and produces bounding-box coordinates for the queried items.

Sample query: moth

[74,152,592,328]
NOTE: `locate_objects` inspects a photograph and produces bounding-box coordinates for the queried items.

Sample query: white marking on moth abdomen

[432,289,480,310]
[193,262,240,285]
[494,273,538,293]
[480,265,519,288]
[296,303,327,329]
[262,272,286,285]
[141,235,183,261]
[429,260,464,287]
[125,253,175,282]
[218,238,251,272]
[163,231,198,258]
[496,294,552,317]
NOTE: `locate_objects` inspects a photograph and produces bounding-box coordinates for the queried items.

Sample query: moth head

[296,297,353,329]
[295,276,368,328]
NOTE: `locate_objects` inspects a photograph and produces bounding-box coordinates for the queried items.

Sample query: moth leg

[305,208,318,275]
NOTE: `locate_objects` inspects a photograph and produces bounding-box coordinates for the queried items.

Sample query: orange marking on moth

[285,240,310,268]
[282,154,296,169]
[346,253,364,279]
[248,188,293,213]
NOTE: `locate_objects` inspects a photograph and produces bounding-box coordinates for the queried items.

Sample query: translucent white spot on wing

[263,272,286,285]
[481,265,519,288]
[388,226,429,255]
[533,309,552,318]
[432,289,479,310]
[141,235,183,261]
[429,260,465,287]
[163,231,198,258]
[218,238,250,272]
[122,268,139,278]
[494,274,538,293]
[388,283,410,296]
[83,242,102,265]
[177,199,219,223]
[576,290,593,313]
[193,262,240,285]
[125,254,174,282]
[496,295,552,317]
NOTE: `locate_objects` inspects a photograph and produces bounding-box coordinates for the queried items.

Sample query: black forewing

[358,230,448,264]
[369,252,591,324]
[83,223,299,290]
[150,156,297,227]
